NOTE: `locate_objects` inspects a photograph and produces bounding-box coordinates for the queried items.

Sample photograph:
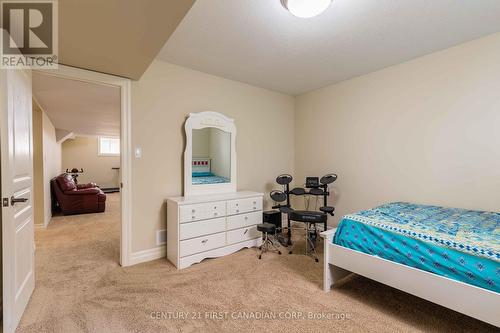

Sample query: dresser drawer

[179,232,226,257]
[180,217,226,240]
[227,197,262,215]
[226,211,262,230]
[179,201,226,223]
[227,226,260,245]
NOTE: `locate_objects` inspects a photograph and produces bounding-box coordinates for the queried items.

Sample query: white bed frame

[321,229,500,327]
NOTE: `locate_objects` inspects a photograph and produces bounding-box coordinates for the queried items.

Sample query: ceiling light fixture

[281,0,332,18]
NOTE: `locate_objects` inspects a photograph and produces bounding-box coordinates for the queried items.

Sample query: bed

[192,173,230,185]
[321,202,500,327]
[191,158,230,185]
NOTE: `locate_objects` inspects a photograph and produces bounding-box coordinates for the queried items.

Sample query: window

[98,137,120,156]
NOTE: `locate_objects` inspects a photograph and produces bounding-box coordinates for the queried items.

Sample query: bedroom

[0,1,499,332]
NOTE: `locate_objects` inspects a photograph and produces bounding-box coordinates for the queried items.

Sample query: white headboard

[192,158,211,174]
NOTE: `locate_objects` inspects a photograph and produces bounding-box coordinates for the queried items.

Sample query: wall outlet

[156,229,167,245]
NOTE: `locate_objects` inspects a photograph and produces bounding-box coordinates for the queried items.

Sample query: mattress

[192,174,230,185]
[333,202,500,293]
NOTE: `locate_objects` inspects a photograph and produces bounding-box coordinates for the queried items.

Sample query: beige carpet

[16,194,496,333]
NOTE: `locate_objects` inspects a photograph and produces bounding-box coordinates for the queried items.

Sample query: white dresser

[167,191,263,269]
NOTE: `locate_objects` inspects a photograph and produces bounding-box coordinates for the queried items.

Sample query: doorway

[1,65,131,333]
[32,66,132,266]
[32,74,122,268]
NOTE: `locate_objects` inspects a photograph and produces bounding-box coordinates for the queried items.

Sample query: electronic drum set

[269,173,338,261]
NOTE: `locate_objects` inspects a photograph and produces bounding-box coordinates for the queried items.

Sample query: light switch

[135,147,142,158]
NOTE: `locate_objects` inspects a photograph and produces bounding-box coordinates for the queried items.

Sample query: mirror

[192,128,231,185]
[184,111,237,196]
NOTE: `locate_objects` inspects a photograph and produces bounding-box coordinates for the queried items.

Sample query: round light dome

[281,0,332,18]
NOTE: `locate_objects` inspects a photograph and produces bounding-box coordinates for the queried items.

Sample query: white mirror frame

[184,111,237,197]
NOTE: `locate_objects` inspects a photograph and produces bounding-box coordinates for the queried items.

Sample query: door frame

[32,65,133,266]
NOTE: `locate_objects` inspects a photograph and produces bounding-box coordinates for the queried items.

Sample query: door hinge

[2,198,9,207]
[120,182,123,189]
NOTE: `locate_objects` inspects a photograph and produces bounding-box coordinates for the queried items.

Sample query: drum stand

[270,175,294,246]
[285,221,320,262]
[270,173,338,262]
[305,222,320,262]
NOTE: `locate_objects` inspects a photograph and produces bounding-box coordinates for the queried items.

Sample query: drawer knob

[253,201,256,204]
[192,216,195,219]
[236,203,239,206]
[214,206,217,209]
[244,229,248,235]
[201,239,208,244]
[253,207,256,210]
[236,209,239,213]
[192,209,195,213]
[244,216,248,220]
[214,212,218,216]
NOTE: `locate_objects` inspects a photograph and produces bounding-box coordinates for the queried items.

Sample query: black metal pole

[286,183,292,246]
[323,184,328,231]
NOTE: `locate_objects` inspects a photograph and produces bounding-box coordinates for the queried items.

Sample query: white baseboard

[129,246,166,266]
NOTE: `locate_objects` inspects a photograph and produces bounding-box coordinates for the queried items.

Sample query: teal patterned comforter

[192,175,230,185]
[333,202,500,292]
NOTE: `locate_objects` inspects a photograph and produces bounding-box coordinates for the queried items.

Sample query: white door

[1,69,35,333]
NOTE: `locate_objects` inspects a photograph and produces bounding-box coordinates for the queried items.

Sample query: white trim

[56,131,75,144]
[184,111,237,197]
[129,247,166,266]
[1,68,12,333]
[97,153,121,157]
[33,65,133,267]
[321,232,500,327]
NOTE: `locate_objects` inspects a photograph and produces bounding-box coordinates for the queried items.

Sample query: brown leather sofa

[51,174,106,215]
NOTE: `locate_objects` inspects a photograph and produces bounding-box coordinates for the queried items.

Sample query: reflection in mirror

[192,128,231,185]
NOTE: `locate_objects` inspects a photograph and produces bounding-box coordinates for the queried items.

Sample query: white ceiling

[32,73,120,137]
[158,0,500,95]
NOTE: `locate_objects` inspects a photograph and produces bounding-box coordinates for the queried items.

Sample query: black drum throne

[270,173,337,262]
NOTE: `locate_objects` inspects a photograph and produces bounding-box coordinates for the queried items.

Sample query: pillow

[192,172,213,177]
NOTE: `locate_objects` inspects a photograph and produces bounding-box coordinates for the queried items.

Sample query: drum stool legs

[257,223,281,259]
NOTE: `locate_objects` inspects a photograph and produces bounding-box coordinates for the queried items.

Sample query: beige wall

[131,60,295,252]
[192,127,231,178]
[295,32,500,227]
[62,136,120,188]
[210,129,231,178]
[33,106,61,226]
[192,128,210,158]
[129,33,500,254]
